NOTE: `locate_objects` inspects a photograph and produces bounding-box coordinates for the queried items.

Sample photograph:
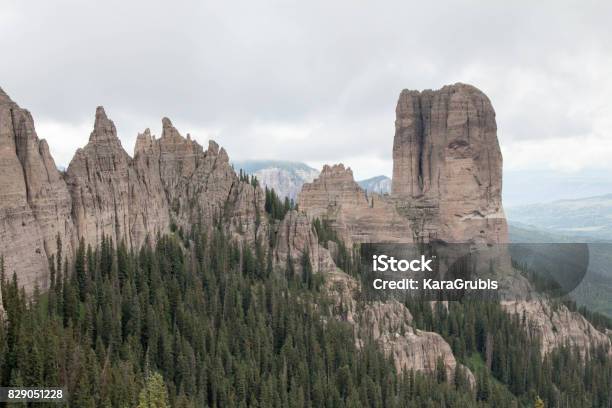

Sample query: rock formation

[298,164,413,246]
[0,88,268,292]
[298,84,508,246]
[66,107,167,250]
[392,83,508,244]
[133,117,268,246]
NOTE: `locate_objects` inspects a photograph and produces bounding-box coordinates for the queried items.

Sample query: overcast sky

[1,0,611,202]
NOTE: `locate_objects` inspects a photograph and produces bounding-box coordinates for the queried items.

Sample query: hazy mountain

[503,169,612,206]
[357,175,391,195]
[506,193,612,241]
[233,160,319,200]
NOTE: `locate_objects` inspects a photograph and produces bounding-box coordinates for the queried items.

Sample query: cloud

[1,0,611,178]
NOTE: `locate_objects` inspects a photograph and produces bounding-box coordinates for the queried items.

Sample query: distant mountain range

[232,160,319,200]
[506,193,612,241]
[503,168,612,207]
[357,175,392,195]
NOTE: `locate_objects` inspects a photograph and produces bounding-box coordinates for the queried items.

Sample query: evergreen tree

[75,238,87,301]
[534,395,545,408]
[301,250,313,289]
[138,372,170,408]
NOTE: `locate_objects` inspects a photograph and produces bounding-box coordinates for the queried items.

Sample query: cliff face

[0,88,74,289]
[132,118,267,245]
[65,109,264,254]
[298,164,413,245]
[392,83,508,244]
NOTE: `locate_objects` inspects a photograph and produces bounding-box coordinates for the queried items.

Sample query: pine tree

[477,370,491,401]
[55,233,62,277]
[453,364,466,390]
[301,250,313,289]
[138,372,170,408]
[534,395,545,408]
[75,238,87,301]
[435,356,447,383]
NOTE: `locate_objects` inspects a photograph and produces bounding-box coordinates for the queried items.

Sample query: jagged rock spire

[89,106,120,144]
[161,117,182,140]
[134,128,155,156]
[208,140,219,154]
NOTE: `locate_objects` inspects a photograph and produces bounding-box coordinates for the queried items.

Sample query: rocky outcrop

[325,270,474,385]
[502,299,612,356]
[298,164,413,246]
[68,111,268,253]
[392,83,508,244]
[273,210,335,275]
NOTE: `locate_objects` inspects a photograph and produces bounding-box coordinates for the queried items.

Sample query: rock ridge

[0,91,269,291]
